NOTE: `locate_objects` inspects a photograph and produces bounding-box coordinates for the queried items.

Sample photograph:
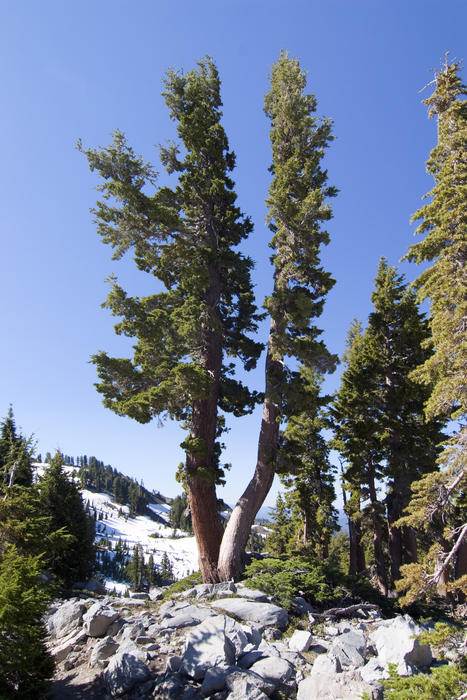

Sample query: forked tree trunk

[218,338,281,581]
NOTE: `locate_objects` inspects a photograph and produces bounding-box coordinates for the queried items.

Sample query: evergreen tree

[127,544,144,590]
[0,407,33,488]
[264,493,295,556]
[333,261,445,592]
[400,56,467,599]
[80,57,262,582]
[369,260,445,585]
[332,318,386,590]
[169,493,193,533]
[278,368,337,558]
[160,552,174,581]
[38,452,95,586]
[219,51,337,580]
[0,547,54,699]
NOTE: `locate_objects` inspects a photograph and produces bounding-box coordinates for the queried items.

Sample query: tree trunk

[368,472,388,595]
[218,327,282,581]
[185,253,224,583]
[187,472,223,583]
[346,487,366,576]
[386,476,417,585]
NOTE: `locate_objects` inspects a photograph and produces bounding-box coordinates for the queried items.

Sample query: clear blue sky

[1,1,465,506]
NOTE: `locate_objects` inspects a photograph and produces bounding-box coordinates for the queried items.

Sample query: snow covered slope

[32,463,199,588]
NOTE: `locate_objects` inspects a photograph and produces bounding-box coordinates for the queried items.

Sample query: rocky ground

[45,581,443,699]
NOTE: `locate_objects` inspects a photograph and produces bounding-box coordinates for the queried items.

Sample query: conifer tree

[399,56,467,598]
[160,551,174,581]
[81,58,262,582]
[278,368,337,558]
[0,547,54,699]
[332,318,387,591]
[0,407,33,488]
[38,452,95,586]
[264,493,295,556]
[218,51,337,580]
[333,261,444,592]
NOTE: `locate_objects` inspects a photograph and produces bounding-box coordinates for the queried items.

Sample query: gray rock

[297,668,381,700]
[117,638,147,661]
[158,600,191,617]
[129,591,149,599]
[288,630,313,652]
[237,650,265,669]
[83,602,120,637]
[89,636,119,668]
[180,616,236,680]
[200,666,233,696]
[360,657,390,683]
[160,604,215,630]
[166,655,182,673]
[263,627,282,641]
[46,599,85,638]
[310,653,342,675]
[120,620,146,641]
[104,651,151,696]
[235,586,270,602]
[213,598,289,630]
[290,597,313,615]
[225,669,274,699]
[51,628,88,663]
[205,614,249,658]
[331,629,367,668]
[107,618,126,637]
[62,649,84,671]
[242,624,263,648]
[249,656,295,688]
[149,586,165,601]
[369,615,432,670]
[154,674,200,699]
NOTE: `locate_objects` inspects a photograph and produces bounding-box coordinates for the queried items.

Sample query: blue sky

[1,1,465,506]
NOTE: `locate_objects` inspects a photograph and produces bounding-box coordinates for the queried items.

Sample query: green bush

[163,570,203,597]
[381,662,467,699]
[243,556,337,609]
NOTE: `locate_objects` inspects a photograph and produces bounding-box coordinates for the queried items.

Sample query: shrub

[164,570,203,597]
[243,556,337,609]
[380,662,467,699]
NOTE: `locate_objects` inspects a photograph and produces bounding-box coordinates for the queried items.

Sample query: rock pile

[45,582,435,699]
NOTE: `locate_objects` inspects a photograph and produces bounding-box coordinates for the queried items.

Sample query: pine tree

[38,452,95,586]
[332,318,387,591]
[80,57,262,582]
[160,552,174,581]
[264,493,295,556]
[218,51,337,580]
[0,407,33,488]
[333,261,444,592]
[169,493,193,533]
[0,547,54,699]
[278,368,337,558]
[400,56,467,599]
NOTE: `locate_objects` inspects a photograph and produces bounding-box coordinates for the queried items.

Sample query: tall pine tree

[218,51,337,580]
[333,260,445,592]
[80,58,262,582]
[399,56,467,598]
